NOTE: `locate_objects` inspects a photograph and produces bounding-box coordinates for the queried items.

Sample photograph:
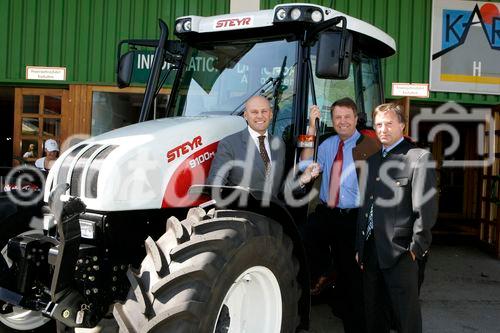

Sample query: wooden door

[13,88,68,165]
[412,112,480,238]
[479,106,500,258]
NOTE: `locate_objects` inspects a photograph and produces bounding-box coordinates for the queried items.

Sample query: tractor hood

[44,116,246,211]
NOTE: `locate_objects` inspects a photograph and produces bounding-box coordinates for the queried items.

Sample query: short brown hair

[331,97,358,116]
[372,103,406,124]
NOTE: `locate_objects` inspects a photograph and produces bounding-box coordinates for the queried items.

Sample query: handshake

[299,162,321,187]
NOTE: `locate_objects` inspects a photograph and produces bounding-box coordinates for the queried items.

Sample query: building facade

[0,0,229,166]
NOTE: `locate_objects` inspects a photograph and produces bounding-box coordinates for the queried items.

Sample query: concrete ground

[308,244,500,333]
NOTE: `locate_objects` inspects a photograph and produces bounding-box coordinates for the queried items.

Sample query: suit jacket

[207,129,286,197]
[352,133,381,163]
[355,139,438,269]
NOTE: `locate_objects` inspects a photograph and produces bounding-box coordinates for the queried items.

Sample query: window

[13,88,64,163]
[308,63,356,137]
[90,87,169,136]
[360,57,383,127]
[306,54,383,137]
[307,42,357,137]
[172,39,298,119]
[170,39,298,143]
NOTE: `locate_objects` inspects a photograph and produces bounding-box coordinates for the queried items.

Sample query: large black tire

[113,208,301,333]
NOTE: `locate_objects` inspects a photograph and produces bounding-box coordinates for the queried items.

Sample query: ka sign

[430,0,500,95]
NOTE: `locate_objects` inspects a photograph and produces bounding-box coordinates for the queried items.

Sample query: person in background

[23,143,36,159]
[299,97,380,332]
[35,139,59,172]
[22,143,38,164]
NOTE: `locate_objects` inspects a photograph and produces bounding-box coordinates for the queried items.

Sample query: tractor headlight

[79,219,96,239]
[276,8,287,21]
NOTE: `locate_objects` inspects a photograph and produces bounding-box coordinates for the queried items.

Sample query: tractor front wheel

[114,208,301,332]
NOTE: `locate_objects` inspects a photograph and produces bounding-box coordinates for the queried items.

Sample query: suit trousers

[363,236,422,333]
[301,204,365,333]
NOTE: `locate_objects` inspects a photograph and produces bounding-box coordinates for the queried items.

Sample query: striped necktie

[258,135,270,175]
[366,149,389,239]
[366,203,374,240]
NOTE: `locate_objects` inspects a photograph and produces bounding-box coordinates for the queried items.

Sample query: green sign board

[131,51,176,85]
[131,50,222,93]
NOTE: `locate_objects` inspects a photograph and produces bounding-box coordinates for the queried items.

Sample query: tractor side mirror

[117,51,135,88]
[315,30,353,79]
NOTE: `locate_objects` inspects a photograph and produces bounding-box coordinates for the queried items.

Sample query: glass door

[13,88,66,166]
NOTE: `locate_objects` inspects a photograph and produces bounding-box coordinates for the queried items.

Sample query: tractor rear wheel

[113,208,301,332]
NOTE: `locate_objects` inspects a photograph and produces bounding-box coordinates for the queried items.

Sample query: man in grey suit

[355,103,438,333]
[207,96,286,197]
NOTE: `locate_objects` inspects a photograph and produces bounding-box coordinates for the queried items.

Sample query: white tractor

[0,3,395,332]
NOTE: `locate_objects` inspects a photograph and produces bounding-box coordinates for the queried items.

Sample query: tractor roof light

[175,18,192,34]
[175,22,183,33]
[290,8,302,20]
[310,10,323,23]
[273,5,324,24]
[276,8,287,21]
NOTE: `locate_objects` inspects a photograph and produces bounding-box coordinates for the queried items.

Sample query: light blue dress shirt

[301,130,361,208]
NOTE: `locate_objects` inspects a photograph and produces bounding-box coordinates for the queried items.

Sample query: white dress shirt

[247,127,272,165]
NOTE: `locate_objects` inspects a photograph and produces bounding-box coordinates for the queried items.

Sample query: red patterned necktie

[328,140,344,207]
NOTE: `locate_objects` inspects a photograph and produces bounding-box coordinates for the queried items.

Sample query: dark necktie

[366,149,389,239]
[258,135,270,175]
[366,203,374,240]
[328,140,344,207]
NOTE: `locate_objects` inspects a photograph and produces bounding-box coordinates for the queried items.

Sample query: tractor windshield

[171,39,298,117]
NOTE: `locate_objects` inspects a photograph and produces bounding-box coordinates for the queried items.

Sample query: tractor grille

[70,145,102,196]
[85,146,117,198]
[53,144,118,198]
[57,144,87,187]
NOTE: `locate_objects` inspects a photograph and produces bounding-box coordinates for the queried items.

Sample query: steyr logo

[214,17,253,30]
[167,136,203,163]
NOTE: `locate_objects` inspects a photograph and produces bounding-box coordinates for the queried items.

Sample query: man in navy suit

[356,103,438,333]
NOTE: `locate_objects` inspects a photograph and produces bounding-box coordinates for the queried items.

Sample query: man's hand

[300,105,321,161]
[355,252,364,271]
[308,105,321,134]
[410,251,416,261]
[299,162,320,186]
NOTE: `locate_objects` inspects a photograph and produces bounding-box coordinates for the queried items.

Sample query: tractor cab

[118,3,395,169]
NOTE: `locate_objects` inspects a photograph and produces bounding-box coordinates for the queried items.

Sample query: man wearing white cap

[35,139,59,172]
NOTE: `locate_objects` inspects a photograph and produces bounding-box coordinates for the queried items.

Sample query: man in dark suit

[207,95,286,197]
[355,103,438,333]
